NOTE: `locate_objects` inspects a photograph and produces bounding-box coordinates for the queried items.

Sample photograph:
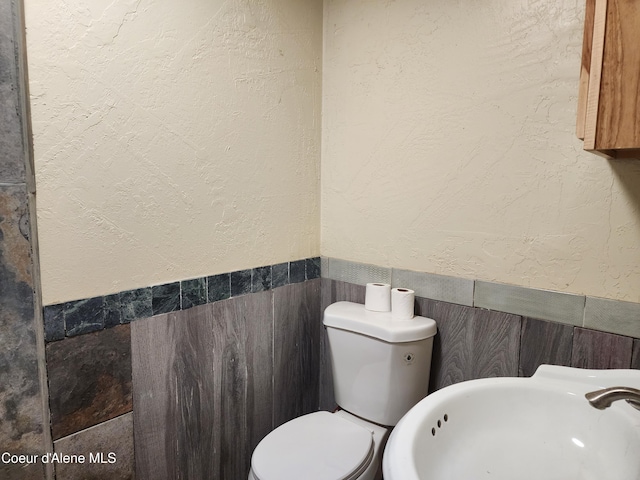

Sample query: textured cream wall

[25,0,322,304]
[322,0,640,302]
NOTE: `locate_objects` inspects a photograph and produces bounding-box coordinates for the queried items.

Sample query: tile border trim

[321,256,640,339]
[474,280,585,327]
[44,257,321,342]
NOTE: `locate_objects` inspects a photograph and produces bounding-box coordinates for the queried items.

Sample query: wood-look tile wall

[519,317,574,377]
[274,281,322,427]
[571,327,634,369]
[132,279,321,480]
[633,340,640,369]
[414,297,521,391]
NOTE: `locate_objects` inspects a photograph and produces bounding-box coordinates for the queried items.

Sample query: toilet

[248,300,437,480]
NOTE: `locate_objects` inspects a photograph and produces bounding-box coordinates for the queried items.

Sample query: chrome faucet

[585,387,640,411]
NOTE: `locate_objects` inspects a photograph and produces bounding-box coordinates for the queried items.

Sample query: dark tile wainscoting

[41,259,321,480]
[132,280,321,480]
[32,261,640,480]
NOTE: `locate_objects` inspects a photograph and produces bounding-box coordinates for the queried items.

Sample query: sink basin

[383,366,640,480]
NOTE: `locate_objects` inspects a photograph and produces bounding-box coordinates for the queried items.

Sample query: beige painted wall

[25,0,640,305]
[322,0,640,302]
[26,0,322,305]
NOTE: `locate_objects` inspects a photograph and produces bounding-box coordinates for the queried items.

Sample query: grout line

[471,279,476,308]
[271,287,275,430]
[53,410,134,442]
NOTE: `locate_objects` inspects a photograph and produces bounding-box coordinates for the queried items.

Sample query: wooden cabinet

[577,0,640,159]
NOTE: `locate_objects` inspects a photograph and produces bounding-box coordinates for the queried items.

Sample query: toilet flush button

[404,353,415,364]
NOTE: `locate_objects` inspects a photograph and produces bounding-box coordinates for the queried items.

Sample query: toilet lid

[251,411,374,480]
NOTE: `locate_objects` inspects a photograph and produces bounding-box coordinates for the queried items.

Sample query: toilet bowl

[248,301,437,480]
[248,410,388,480]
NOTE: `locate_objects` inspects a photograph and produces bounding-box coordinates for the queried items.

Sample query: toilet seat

[251,411,374,480]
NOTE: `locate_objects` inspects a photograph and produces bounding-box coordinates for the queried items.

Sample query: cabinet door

[576,0,595,141]
[578,0,640,158]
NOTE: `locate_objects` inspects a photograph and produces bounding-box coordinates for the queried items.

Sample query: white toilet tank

[323,301,437,426]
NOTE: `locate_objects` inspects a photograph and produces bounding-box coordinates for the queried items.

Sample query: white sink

[383,366,640,480]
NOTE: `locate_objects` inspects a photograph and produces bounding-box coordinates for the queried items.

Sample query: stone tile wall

[46,325,132,440]
[43,258,320,341]
[52,413,134,480]
[0,1,50,478]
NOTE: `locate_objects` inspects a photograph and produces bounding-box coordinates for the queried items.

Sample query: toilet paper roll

[392,288,415,321]
[365,283,391,312]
